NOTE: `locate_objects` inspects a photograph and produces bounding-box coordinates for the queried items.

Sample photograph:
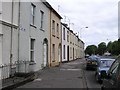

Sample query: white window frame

[40,10,44,29]
[31,3,36,25]
[63,27,65,40]
[30,38,35,62]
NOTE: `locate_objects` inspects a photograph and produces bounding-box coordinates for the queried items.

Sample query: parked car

[95,58,115,83]
[85,54,90,60]
[101,56,120,89]
[86,55,100,70]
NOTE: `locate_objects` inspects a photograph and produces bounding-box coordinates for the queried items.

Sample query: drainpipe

[18,0,20,73]
[49,9,51,67]
[10,0,14,77]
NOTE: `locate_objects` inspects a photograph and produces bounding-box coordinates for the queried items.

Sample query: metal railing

[0,60,35,80]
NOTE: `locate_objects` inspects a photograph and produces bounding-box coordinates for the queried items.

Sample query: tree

[111,41,119,55]
[85,45,97,55]
[106,41,113,53]
[97,42,106,55]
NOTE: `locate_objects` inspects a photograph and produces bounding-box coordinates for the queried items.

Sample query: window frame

[52,20,55,36]
[63,27,65,40]
[40,10,44,29]
[63,45,66,59]
[30,38,35,62]
[57,23,59,37]
[31,3,36,25]
[52,44,55,62]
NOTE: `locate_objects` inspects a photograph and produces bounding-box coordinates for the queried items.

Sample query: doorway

[43,38,48,67]
[58,44,61,63]
[67,46,69,61]
[73,48,74,60]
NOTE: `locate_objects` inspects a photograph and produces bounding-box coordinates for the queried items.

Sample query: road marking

[34,78,42,81]
[60,69,82,71]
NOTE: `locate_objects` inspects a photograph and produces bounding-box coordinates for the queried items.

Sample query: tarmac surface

[14,59,87,88]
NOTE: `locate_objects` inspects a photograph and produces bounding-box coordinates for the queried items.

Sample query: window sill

[52,34,55,37]
[40,28,45,32]
[30,24,37,28]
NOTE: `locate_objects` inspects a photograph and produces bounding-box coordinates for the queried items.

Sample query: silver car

[95,58,115,83]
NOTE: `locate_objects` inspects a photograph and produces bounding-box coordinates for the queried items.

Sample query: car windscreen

[100,60,114,68]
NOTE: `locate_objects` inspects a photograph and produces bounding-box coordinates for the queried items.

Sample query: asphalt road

[13,58,102,89]
[83,64,102,89]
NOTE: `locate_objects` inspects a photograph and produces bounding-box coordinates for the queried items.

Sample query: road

[83,63,101,89]
[14,58,102,89]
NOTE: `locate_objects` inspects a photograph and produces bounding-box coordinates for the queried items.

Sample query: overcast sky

[47,0,119,48]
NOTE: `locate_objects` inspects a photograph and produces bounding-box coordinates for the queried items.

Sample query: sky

[47,0,119,48]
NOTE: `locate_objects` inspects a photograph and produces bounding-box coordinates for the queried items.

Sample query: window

[30,39,35,62]
[67,31,69,42]
[63,27,65,40]
[57,23,59,37]
[52,44,55,62]
[31,3,36,25]
[63,45,65,59]
[52,20,55,35]
[109,59,119,79]
[40,10,44,29]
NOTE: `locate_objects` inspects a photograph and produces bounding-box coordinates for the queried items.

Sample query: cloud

[47,0,119,47]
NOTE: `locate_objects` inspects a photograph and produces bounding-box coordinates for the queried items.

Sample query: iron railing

[0,60,35,80]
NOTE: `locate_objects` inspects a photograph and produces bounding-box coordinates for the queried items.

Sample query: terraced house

[49,4,62,66]
[0,1,19,80]
[0,0,58,81]
[0,0,85,87]
[61,22,84,62]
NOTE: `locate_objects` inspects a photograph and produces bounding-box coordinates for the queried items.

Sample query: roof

[43,2,62,19]
[61,23,70,30]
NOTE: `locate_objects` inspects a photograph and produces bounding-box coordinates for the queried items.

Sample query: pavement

[2,58,87,89]
[15,58,88,89]
[2,72,36,90]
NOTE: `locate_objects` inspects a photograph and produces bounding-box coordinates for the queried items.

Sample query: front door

[43,44,47,67]
[58,47,61,63]
[67,46,69,61]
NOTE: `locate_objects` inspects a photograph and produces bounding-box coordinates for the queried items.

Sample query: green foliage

[85,45,97,55]
[106,41,113,53]
[97,42,106,55]
[85,39,120,56]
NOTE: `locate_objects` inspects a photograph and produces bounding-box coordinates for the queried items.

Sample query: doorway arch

[58,43,61,63]
[43,38,48,67]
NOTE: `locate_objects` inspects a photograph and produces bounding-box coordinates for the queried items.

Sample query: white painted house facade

[61,23,69,62]
[0,0,50,80]
[0,1,19,80]
[18,1,50,73]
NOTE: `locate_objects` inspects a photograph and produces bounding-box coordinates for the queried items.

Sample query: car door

[103,57,120,89]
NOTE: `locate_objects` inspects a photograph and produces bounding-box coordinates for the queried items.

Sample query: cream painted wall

[50,11,61,67]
